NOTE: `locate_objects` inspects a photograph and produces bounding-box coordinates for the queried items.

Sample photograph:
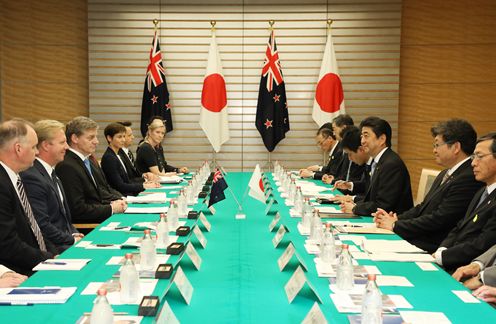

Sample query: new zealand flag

[140,31,173,137]
[208,170,228,207]
[255,30,290,152]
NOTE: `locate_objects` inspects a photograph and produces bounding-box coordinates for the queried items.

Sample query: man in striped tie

[0,119,57,275]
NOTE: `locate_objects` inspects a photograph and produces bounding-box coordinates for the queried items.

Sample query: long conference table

[1,172,496,323]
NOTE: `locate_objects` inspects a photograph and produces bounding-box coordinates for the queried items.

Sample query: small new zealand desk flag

[208,169,228,207]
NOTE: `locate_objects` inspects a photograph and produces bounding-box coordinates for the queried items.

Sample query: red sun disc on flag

[258,178,264,191]
[201,73,227,112]
[315,73,344,113]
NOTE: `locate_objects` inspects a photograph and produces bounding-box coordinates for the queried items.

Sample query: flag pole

[265,19,274,173]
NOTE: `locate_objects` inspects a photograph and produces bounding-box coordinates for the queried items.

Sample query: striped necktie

[16,177,47,251]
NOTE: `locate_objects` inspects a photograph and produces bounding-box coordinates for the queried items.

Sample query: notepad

[126,192,168,204]
[33,259,91,271]
[125,206,169,214]
[159,176,184,184]
[0,287,76,304]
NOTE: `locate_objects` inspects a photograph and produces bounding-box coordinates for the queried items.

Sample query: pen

[0,302,33,306]
[95,244,116,247]
[114,226,129,230]
[42,261,67,265]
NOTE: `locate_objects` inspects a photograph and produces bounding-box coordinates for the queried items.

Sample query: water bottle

[90,288,114,324]
[294,186,303,214]
[301,198,313,229]
[140,229,156,271]
[177,189,187,217]
[156,214,169,248]
[361,274,383,324]
[336,244,354,290]
[168,199,179,230]
[186,180,196,204]
[320,223,336,264]
[288,179,297,202]
[120,253,141,304]
[309,210,323,243]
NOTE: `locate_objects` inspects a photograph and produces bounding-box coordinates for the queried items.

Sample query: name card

[155,301,180,324]
[272,225,287,248]
[171,266,194,305]
[185,242,202,270]
[264,188,273,201]
[208,205,216,215]
[193,225,207,248]
[268,212,281,232]
[199,212,212,232]
[284,266,322,304]
[302,302,328,324]
[265,198,275,215]
[277,242,308,271]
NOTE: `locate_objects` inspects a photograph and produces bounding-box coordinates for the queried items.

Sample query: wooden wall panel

[0,0,88,123]
[399,0,496,198]
[88,0,402,171]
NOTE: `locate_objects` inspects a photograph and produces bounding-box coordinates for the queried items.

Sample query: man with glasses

[374,119,483,253]
[300,126,343,180]
[431,132,496,272]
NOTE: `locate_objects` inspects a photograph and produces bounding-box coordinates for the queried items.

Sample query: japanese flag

[248,164,266,204]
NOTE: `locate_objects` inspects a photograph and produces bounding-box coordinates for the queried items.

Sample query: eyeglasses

[433,142,453,149]
[470,153,495,161]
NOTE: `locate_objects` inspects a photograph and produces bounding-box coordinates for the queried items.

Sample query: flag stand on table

[312,20,345,127]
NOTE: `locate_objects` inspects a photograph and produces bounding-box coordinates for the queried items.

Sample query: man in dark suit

[300,127,343,180]
[341,116,413,216]
[55,116,127,224]
[322,114,364,184]
[332,126,371,201]
[0,119,57,275]
[117,121,158,182]
[20,120,84,253]
[374,119,483,253]
[432,132,496,272]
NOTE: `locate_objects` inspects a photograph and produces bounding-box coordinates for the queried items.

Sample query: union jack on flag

[146,32,166,92]
[261,30,284,92]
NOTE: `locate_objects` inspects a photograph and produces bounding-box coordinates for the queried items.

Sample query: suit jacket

[0,164,55,275]
[55,150,115,223]
[440,187,496,271]
[314,141,344,180]
[353,148,413,216]
[101,147,144,196]
[118,148,143,180]
[474,244,496,286]
[394,159,483,253]
[136,142,177,174]
[20,160,78,251]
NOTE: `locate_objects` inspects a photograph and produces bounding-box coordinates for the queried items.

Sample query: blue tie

[84,158,93,176]
[370,160,377,177]
[476,188,489,209]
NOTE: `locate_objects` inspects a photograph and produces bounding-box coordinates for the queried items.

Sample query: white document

[369,252,435,262]
[452,290,480,303]
[81,279,158,305]
[399,311,452,324]
[315,206,342,214]
[336,234,366,246]
[0,287,77,304]
[84,242,121,250]
[376,275,413,287]
[125,206,169,214]
[33,259,91,271]
[416,262,439,271]
[159,175,184,184]
[106,254,169,267]
[363,239,425,254]
[99,222,131,232]
[126,192,168,204]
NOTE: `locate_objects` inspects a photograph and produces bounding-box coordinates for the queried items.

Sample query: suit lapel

[364,149,389,199]
[459,188,496,229]
[68,150,98,191]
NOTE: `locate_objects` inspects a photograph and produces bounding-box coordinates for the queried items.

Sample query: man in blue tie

[21,120,84,253]
[432,132,496,272]
[55,117,127,224]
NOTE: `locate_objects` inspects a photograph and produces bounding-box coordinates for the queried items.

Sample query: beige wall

[399,0,496,197]
[0,0,88,122]
[1,0,495,189]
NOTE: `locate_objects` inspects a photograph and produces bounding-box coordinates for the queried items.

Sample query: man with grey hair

[20,120,84,253]
[0,119,56,275]
[56,116,127,224]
